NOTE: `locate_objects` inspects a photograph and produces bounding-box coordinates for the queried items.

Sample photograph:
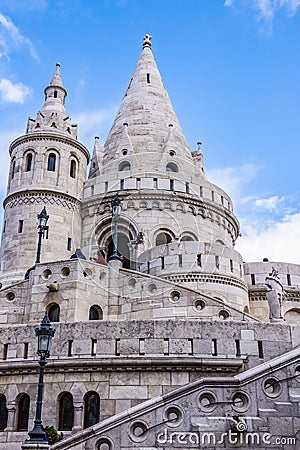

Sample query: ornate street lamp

[35,207,49,264]
[27,313,55,442]
[109,194,122,262]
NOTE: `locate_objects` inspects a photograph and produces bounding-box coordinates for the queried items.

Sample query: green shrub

[44,426,63,445]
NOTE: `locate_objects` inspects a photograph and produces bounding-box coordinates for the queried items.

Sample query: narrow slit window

[25,153,33,172]
[120,179,124,191]
[11,159,16,179]
[258,340,264,359]
[139,338,145,355]
[251,274,256,285]
[18,220,23,233]
[197,254,202,267]
[186,182,190,194]
[161,256,165,270]
[153,178,158,189]
[67,237,72,251]
[23,343,29,359]
[68,340,73,357]
[3,344,8,360]
[70,159,76,178]
[170,179,174,191]
[215,255,220,269]
[287,274,291,286]
[212,339,217,356]
[47,153,56,172]
[178,254,182,267]
[91,339,97,356]
[146,73,150,83]
[163,338,169,355]
[115,339,120,356]
[188,339,193,355]
[230,259,233,272]
[235,339,241,357]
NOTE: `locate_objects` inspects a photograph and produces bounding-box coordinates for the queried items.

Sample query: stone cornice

[3,189,81,209]
[9,131,90,163]
[82,190,240,240]
[163,272,248,292]
[0,355,245,376]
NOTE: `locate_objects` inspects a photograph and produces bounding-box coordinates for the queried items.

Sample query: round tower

[82,36,248,312]
[0,63,89,285]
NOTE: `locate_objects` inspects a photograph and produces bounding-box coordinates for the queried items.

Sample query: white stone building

[0,35,299,449]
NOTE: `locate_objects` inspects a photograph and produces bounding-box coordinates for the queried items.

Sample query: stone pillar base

[21,441,50,450]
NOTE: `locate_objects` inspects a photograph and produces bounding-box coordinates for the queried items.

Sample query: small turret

[26,63,77,139]
[0,64,89,286]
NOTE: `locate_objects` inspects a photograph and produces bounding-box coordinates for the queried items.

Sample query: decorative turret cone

[102,35,194,173]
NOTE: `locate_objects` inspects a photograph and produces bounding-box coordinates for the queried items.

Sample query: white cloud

[236,212,300,263]
[254,195,285,210]
[224,0,300,21]
[73,105,118,146]
[206,163,261,204]
[0,12,37,59]
[0,78,31,103]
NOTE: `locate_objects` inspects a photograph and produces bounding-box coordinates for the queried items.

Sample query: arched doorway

[107,232,131,268]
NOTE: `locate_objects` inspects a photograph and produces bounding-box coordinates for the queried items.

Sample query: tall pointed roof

[102,35,193,169]
[49,62,64,87]
[26,63,77,139]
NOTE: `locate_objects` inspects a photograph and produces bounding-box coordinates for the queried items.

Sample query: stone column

[108,259,122,317]
[72,401,83,433]
[6,400,16,431]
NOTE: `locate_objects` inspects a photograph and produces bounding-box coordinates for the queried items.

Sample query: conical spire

[26,63,77,138]
[102,35,193,171]
[49,62,64,87]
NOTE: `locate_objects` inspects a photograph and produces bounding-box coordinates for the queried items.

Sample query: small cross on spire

[143,34,152,49]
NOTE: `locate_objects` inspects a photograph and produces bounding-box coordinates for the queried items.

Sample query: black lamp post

[27,313,55,442]
[35,207,49,264]
[109,194,122,262]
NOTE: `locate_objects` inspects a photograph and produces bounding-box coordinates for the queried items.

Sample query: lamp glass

[37,334,50,355]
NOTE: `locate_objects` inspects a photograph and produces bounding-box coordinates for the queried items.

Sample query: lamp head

[37,207,49,229]
[35,312,55,357]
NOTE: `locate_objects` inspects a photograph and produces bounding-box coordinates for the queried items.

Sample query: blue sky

[0,0,300,263]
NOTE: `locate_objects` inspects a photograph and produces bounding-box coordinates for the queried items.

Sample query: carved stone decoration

[265,268,284,322]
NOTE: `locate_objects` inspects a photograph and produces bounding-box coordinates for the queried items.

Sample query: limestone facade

[0,35,299,449]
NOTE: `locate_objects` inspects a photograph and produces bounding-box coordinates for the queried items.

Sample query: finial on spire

[143,34,152,49]
[50,62,63,87]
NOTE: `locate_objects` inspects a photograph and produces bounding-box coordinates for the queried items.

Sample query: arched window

[181,235,194,242]
[17,394,30,431]
[118,161,131,171]
[48,303,60,322]
[155,231,172,246]
[25,153,33,172]
[70,159,76,178]
[47,153,56,172]
[59,393,74,431]
[0,395,8,431]
[11,158,16,179]
[89,305,103,321]
[84,392,100,428]
[166,162,178,173]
